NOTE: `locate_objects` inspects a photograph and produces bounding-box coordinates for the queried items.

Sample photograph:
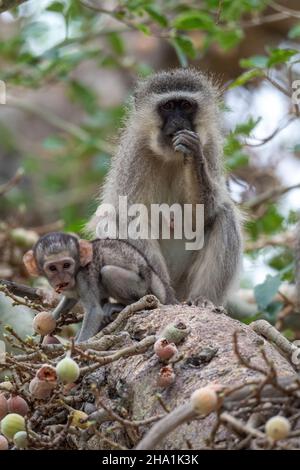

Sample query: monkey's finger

[174,129,199,140]
[174,143,192,155]
[173,134,199,147]
[173,136,198,151]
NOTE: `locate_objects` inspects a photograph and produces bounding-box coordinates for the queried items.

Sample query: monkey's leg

[52,296,78,320]
[101,265,149,305]
[97,302,125,330]
[186,204,242,306]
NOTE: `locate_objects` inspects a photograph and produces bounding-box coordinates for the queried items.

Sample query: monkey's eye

[49,265,57,272]
[63,262,71,269]
[181,100,192,110]
[160,101,174,111]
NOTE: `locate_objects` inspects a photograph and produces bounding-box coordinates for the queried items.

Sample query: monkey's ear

[23,250,40,277]
[79,240,93,267]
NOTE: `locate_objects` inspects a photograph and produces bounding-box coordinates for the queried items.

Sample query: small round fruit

[0,435,8,450]
[157,365,176,388]
[33,312,56,336]
[56,357,80,384]
[160,322,190,344]
[0,381,13,392]
[36,364,57,383]
[191,386,218,416]
[0,413,25,441]
[13,431,28,449]
[7,396,29,417]
[70,410,91,429]
[42,335,60,345]
[29,377,56,400]
[265,416,291,441]
[154,338,178,361]
[11,228,38,248]
[0,394,8,420]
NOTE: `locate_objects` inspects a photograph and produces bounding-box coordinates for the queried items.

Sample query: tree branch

[0,0,27,13]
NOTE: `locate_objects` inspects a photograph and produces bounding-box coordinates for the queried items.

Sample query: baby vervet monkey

[23,232,177,342]
[88,68,242,305]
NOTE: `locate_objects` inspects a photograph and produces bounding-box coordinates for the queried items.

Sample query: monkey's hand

[172,130,202,163]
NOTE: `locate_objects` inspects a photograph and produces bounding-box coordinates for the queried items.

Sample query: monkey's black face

[43,256,77,293]
[157,98,197,145]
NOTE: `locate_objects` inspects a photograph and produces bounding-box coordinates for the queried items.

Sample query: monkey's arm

[173,130,219,223]
[75,270,108,343]
[52,296,78,320]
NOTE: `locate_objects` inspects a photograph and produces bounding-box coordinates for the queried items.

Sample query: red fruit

[32,312,56,336]
[157,365,176,388]
[7,396,29,417]
[36,365,57,383]
[29,377,56,400]
[42,335,60,345]
[0,435,8,450]
[0,394,8,420]
[154,338,178,361]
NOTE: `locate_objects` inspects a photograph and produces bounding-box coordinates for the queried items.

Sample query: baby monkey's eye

[49,265,57,272]
[63,262,71,269]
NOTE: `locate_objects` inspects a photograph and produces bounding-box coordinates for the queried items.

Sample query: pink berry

[154,338,178,361]
[0,435,8,450]
[7,396,29,417]
[33,312,56,336]
[0,394,8,420]
[157,365,176,388]
[29,377,56,400]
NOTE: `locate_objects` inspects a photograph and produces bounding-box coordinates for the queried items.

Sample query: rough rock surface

[87,303,296,450]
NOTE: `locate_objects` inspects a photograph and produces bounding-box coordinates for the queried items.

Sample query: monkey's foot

[187,296,214,309]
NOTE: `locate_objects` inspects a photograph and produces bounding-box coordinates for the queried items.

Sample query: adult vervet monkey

[88,68,242,305]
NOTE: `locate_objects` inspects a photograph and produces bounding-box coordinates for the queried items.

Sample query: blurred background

[1,0,300,340]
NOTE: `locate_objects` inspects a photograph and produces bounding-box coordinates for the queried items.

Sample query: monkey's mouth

[55,283,70,293]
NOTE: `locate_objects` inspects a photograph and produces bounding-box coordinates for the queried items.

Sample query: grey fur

[88,68,242,305]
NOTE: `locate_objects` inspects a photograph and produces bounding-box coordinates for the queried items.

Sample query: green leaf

[214,29,244,50]
[144,6,168,27]
[46,1,65,13]
[240,55,268,69]
[170,38,188,68]
[173,35,197,59]
[226,151,249,170]
[135,23,151,35]
[267,48,299,67]
[235,117,261,135]
[229,69,264,88]
[288,23,300,39]
[42,136,66,151]
[68,80,98,113]
[254,274,282,310]
[107,33,125,56]
[173,10,215,31]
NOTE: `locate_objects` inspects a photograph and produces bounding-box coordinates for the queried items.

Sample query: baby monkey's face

[43,254,77,293]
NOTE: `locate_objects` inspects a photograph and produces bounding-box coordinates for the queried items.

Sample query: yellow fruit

[56,357,80,384]
[33,312,56,336]
[191,386,218,416]
[0,414,25,441]
[70,410,91,429]
[265,416,291,441]
[13,431,28,449]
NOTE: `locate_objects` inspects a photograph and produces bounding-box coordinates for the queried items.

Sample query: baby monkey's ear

[79,240,93,267]
[23,250,40,277]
